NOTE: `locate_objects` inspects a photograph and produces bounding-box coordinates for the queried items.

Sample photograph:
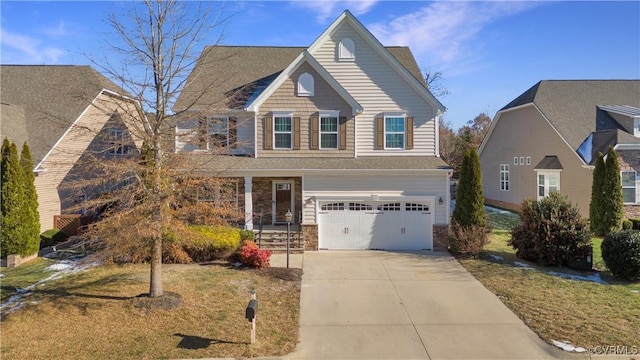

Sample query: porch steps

[254,230,305,254]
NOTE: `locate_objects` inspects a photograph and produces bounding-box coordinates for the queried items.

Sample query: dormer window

[298,72,314,97]
[338,38,355,61]
[634,119,640,137]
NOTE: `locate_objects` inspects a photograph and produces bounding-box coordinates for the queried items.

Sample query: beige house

[174,10,452,250]
[0,65,142,231]
[479,80,640,218]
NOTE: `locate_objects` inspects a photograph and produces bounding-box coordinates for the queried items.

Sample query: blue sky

[1,1,638,130]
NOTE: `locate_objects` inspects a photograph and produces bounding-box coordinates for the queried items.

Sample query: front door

[272,180,294,224]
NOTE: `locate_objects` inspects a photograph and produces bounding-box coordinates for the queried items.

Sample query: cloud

[0,28,66,64]
[43,21,70,38]
[368,1,544,76]
[291,0,378,23]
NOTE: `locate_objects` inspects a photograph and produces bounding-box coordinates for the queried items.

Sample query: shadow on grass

[174,333,244,349]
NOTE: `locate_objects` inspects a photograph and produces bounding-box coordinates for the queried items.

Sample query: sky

[1,1,639,130]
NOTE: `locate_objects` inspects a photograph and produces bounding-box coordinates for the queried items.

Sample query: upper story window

[635,119,640,137]
[338,37,355,61]
[320,111,339,149]
[622,170,637,203]
[107,128,127,155]
[273,113,293,149]
[385,116,405,149]
[298,73,314,97]
[204,116,229,149]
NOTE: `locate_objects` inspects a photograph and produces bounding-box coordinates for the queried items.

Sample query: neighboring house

[174,10,451,251]
[479,80,640,218]
[0,65,142,231]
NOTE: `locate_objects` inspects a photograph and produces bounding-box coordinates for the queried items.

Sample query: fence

[53,214,93,236]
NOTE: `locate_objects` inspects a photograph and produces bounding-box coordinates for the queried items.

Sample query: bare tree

[77,0,235,298]
[458,112,492,150]
[439,118,465,177]
[424,67,450,99]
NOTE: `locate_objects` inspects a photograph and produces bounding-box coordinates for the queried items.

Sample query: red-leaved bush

[239,240,272,269]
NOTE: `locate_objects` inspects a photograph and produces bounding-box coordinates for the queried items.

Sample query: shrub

[448,222,489,258]
[184,225,241,262]
[239,240,272,269]
[602,230,640,281]
[39,228,68,249]
[630,218,640,230]
[452,149,486,228]
[239,229,256,241]
[622,219,633,230]
[510,191,592,267]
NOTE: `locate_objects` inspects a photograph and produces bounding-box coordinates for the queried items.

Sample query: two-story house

[0,65,141,231]
[479,80,640,218]
[174,11,452,251]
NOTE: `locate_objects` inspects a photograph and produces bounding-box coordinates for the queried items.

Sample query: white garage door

[318,201,432,250]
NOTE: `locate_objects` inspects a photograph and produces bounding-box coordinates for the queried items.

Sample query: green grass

[459,209,640,348]
[0,257,56,302]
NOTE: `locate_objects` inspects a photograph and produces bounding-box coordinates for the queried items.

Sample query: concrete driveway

[285,250,579,360]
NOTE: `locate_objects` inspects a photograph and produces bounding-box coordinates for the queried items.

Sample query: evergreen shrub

[602,230,640,281]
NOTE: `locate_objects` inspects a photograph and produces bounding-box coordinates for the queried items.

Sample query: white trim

[435,114,440,157]
[307,10,445,115]
[383,114,406,150]
[621,170,637,204]
[337,37,355,61]
[319,110,340,150]
[273,112,293,150]
[535,169,561,200]
[500,164,510,191]
[297,72,314,97]
[245,51,362,116]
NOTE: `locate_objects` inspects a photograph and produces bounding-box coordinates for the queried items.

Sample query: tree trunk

[149,235,163,297]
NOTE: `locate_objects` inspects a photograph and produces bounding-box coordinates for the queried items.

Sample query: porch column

[244,176,253,230]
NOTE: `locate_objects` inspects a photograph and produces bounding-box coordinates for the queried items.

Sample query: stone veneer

[250,177,302,225]
[432,225,449,251]
[301,224,318,251]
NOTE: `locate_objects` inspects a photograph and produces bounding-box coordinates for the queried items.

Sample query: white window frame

[206,116,229,149]
[319,110,339,150]
[536,170,561,200]
[273,112,293,150]
[519,156,525,165]
[500,164,509,191]
[514,157,518,165]
[338,37,355,61]
[107,128,126,155]
[634,119,640,137]
[526,156,531,165]
[384,114,406,149]
[621,170,637,204]
[298,72,314,97]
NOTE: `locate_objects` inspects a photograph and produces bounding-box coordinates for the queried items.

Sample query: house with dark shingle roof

[479,80,640,218]
[174,10,452,251]
[0,65,142,231]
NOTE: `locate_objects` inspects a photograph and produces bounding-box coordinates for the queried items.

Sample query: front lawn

[458,209,640,349]
[1,262,301,359]
[0,257,56,302]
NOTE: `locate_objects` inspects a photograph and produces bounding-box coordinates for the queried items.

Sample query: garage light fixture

[438,197,443,205]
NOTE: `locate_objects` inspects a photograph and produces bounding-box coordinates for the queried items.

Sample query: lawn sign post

[245,290,258,344]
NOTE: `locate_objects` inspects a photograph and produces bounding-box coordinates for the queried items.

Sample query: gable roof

[499,80,640,151]
[0,65,129,165]
[244,50,362,114]
[307,10,445,113]
[175,46,429,112]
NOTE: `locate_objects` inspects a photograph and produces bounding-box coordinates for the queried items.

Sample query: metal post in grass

[285,209,292,268]
[245,290,258,344]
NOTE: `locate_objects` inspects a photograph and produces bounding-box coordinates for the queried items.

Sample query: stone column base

[301,224,318,251]
[432,225,449,251]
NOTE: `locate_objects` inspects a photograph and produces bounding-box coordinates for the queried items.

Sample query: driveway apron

[285,251,576,360]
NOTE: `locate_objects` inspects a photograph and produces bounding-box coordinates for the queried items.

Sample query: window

[349,202,372,211]
[377,203,400,211]
[107,129,127,155]
[526,156,531,165]
[500,164,509,191]
[385,116,405,149]
[519,157,525,165]
[537,171,560,200]
[514,157,518,165]
[622,171,636,203]
[406,203,429,212]
[298,72,314,96]
[338,37,355,61]
[320,112,339,149]
[273,114,293,149]
[206,117,228,149]
[635,119,640,137]
[321,202,345,211]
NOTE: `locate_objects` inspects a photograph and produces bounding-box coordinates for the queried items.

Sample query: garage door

[318,201,432,250]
